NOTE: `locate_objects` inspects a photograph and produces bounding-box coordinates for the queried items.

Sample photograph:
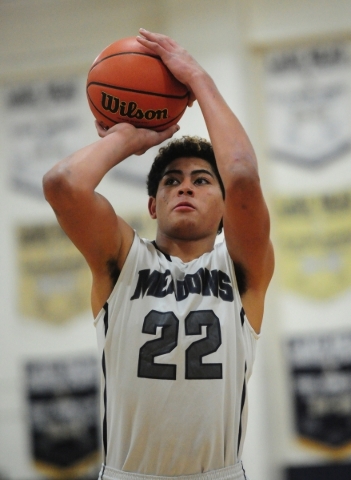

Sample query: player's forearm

[43,130,134,203]
[191,72,258,186]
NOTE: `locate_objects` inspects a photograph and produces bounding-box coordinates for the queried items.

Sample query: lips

[173,202,195,211]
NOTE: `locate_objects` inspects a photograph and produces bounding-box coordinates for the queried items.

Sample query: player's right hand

[95,121,180,156]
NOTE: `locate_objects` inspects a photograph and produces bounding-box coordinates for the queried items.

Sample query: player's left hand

[137,29,200,107]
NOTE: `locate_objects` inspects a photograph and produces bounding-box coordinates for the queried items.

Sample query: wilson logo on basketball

[101,92,168,121]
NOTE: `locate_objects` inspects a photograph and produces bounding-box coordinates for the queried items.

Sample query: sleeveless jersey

[94,233,259,478]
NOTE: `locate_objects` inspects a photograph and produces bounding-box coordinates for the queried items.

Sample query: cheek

[159,190,170,205]
[207,192,224,210]
[155,193,169,215]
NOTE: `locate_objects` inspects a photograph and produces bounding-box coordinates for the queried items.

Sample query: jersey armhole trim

[242,310,261,340]
[94,230,137,327]
[221,241,261,341]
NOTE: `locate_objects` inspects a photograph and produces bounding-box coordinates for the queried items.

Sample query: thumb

[187,91,196,107]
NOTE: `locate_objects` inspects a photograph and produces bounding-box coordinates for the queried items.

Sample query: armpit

[107,258,120,288]
[233,261,248,296]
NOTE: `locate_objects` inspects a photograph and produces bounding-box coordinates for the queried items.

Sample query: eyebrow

[162,168,214,178]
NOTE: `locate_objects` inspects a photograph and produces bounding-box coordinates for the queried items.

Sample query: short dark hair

[147,136,225,234]
[147,136,225,198]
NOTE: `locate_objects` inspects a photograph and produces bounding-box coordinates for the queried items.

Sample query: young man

[43,30,274,480]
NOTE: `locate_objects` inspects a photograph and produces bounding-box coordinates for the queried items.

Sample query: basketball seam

[87,82,189,100]
[89,52,160,72]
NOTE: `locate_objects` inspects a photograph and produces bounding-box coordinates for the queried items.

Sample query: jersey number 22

[138,309,222,380]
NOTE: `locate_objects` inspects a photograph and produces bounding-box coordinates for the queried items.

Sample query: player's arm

[137,30,274,333]
[43,122,179,316]
[193,76,274,334]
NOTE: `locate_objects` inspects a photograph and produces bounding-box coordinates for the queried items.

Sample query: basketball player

[43,29,274,480]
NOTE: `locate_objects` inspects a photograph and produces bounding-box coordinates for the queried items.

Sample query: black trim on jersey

[102,304,109,461]
[100,464,106,480]
[237,362,247,455]
[103,302,109,335]
[102,352,108,461]
[242,462,248,480]
[152,241,172,261]
[240,307,245,327]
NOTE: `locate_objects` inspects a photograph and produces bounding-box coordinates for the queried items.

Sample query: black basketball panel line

[89,52,161,73]
[87,82,189,100]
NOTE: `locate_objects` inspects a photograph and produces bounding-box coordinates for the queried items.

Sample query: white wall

[1,1,350,479]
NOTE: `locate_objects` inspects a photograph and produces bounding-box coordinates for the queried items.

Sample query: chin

[164,223,212,241]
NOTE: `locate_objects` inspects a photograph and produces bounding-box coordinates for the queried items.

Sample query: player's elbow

[42,166,75,207]
[225,159,260,195]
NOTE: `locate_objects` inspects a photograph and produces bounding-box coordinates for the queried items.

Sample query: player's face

[148,157,224,241]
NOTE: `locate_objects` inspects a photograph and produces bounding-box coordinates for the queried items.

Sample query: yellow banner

[126,212,157,240]
[18,223,91,323]
[273,189,351,299]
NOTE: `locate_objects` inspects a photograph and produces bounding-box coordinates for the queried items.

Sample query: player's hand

[95,121,180,156]
[137,29,203,107]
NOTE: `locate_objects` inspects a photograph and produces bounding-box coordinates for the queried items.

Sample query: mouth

[173,202,196,212]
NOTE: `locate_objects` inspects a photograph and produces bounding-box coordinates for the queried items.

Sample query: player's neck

[154,231,217,263]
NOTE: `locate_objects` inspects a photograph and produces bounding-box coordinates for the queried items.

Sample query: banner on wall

[107,143,163,188]
[126,212,157,240]
[25,355,100,478]
[4,76,93,198]
[286,463,351,480]
[3,76,161,197]
[286,330,351,458]
[17,223,91,323]
[273,188,351,299]
[264,41,351,167]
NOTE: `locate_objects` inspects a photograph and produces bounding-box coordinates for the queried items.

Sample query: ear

[148,197,157,219]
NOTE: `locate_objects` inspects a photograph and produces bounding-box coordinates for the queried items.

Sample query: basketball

[86,37,189,131]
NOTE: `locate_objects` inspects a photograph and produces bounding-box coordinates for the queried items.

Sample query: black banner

[25,355,100,478]
[286,462,351,480]
[287,331,351,456]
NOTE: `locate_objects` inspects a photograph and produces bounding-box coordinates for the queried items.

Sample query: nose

[178,181,194,196]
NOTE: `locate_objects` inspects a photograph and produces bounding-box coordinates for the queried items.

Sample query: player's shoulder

[129,232,165,264]
[212,238,231,259]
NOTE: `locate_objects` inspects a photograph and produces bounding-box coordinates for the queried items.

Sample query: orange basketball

[86,37,189,131]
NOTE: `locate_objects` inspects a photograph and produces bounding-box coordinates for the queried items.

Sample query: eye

[164,177,179,186]
[194,177,210,185]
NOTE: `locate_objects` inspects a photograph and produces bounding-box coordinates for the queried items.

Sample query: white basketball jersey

[94,233,259,478]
